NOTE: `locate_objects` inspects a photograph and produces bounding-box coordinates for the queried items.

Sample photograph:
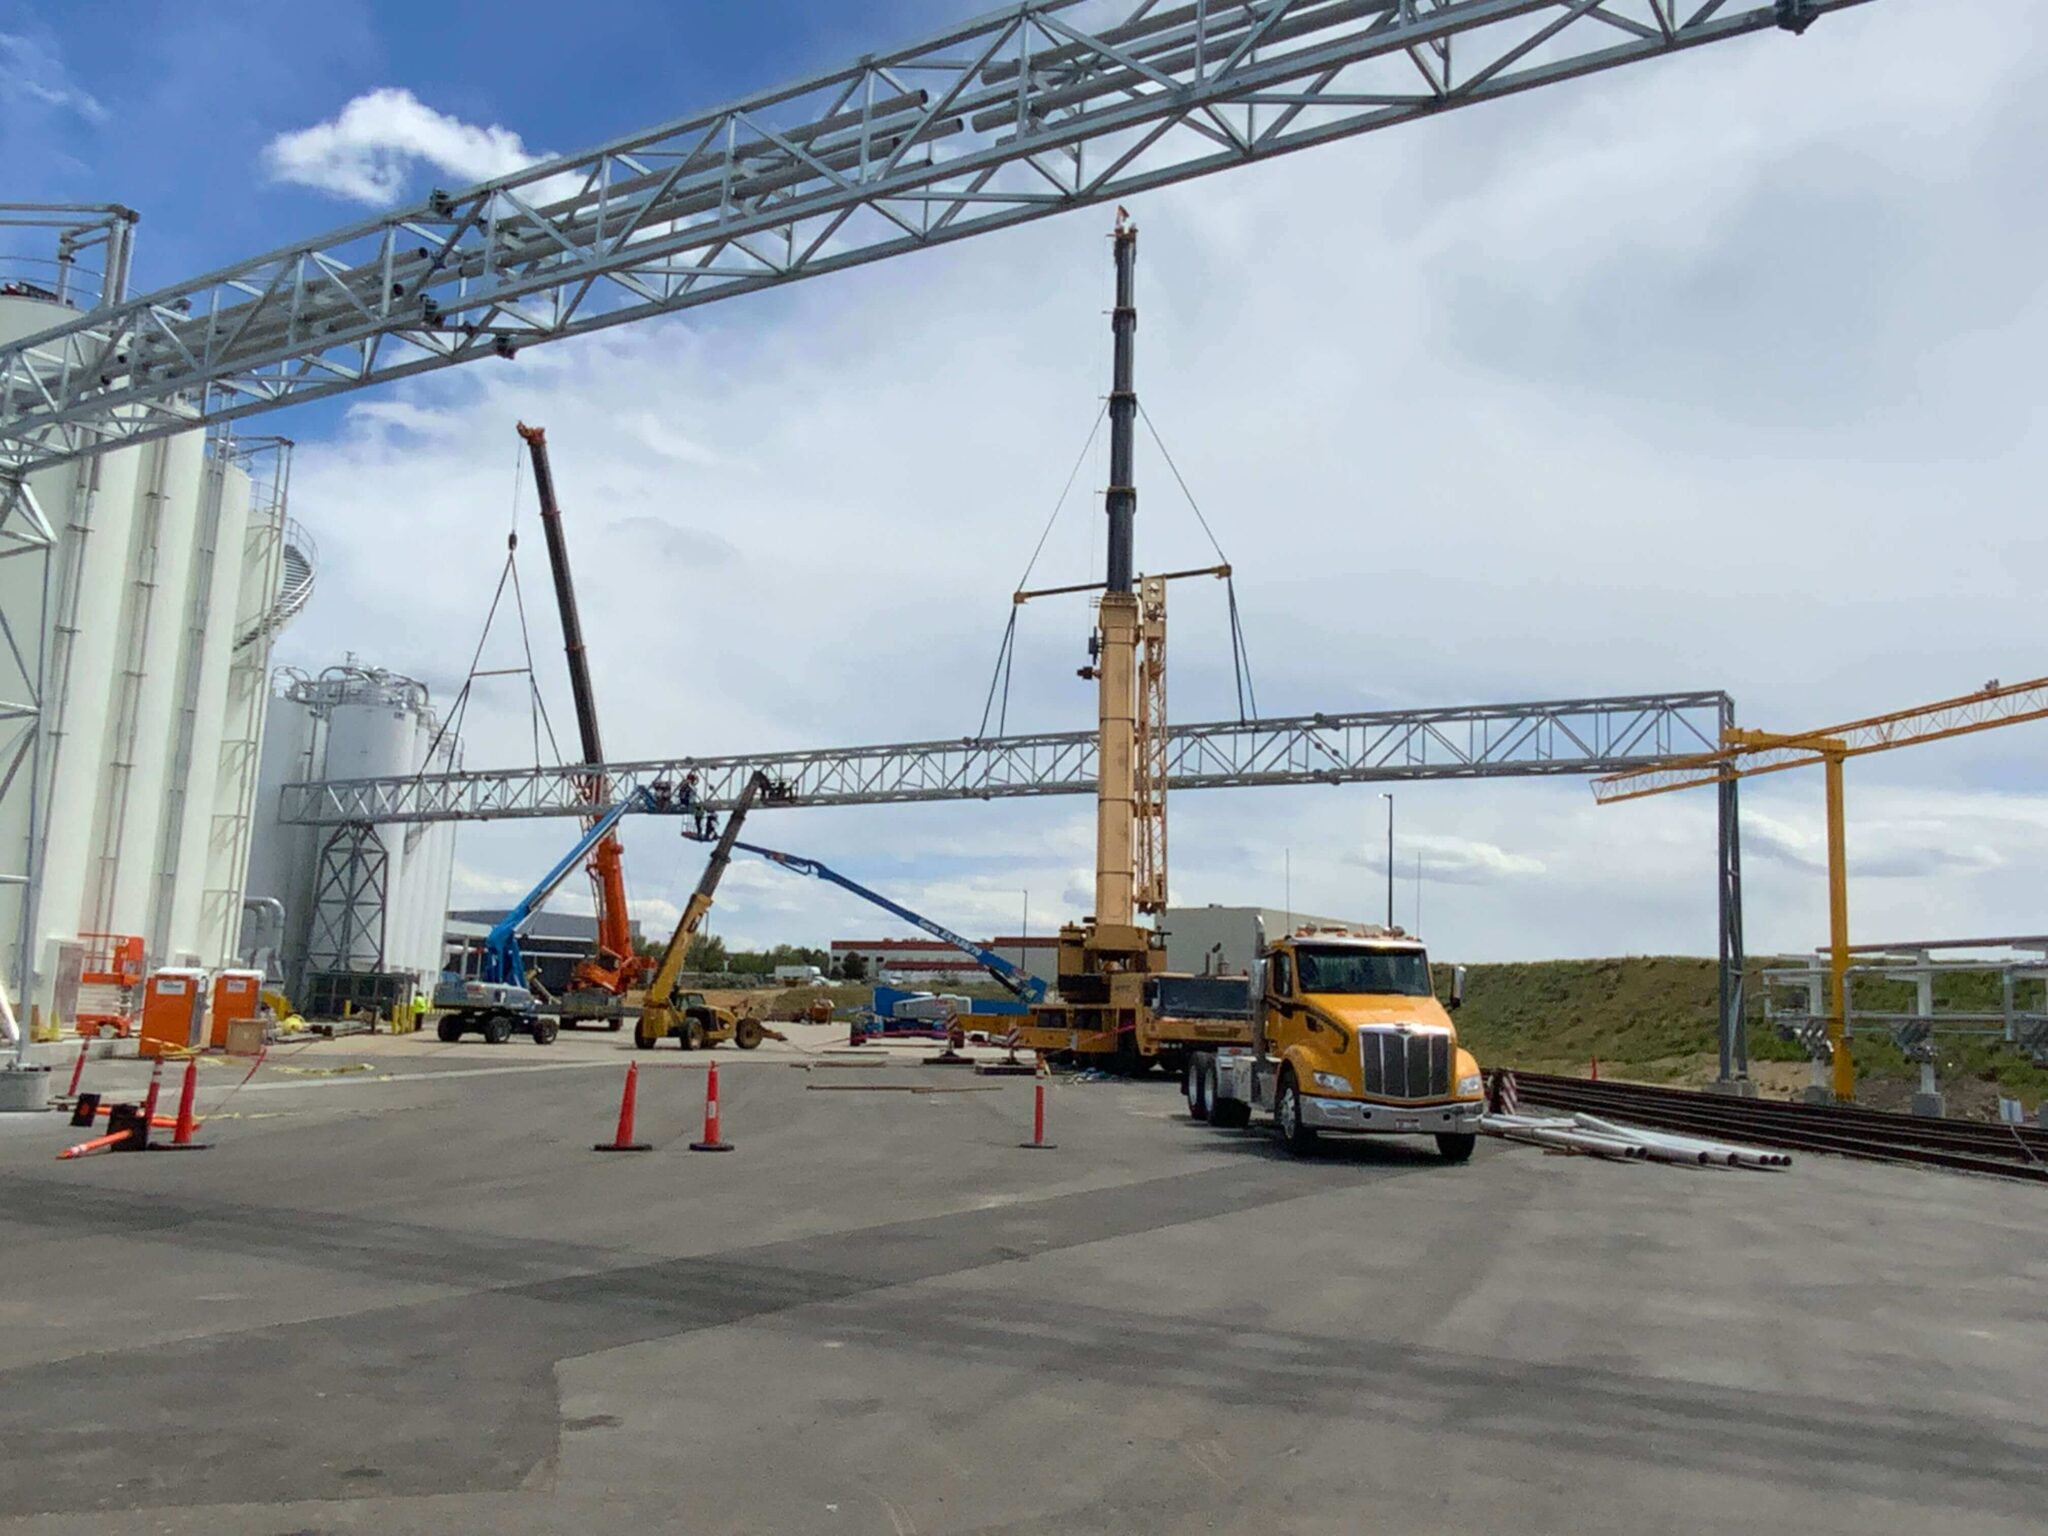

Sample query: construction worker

[410,989,429,1033]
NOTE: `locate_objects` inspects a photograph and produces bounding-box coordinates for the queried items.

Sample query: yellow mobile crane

[634,771,774,1052]
[1018,217,1489,1160]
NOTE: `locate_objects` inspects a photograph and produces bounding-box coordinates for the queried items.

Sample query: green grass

[1432,957,2048,1101]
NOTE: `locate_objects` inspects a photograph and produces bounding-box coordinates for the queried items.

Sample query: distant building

[830,935,1058,988]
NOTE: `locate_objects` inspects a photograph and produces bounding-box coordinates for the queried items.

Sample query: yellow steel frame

[1592,677,2048,1101]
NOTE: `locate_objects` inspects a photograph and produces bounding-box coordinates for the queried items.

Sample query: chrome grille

[1359,1028,1452,1100]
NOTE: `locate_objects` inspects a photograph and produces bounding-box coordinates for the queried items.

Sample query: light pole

[1378,793,1394,929]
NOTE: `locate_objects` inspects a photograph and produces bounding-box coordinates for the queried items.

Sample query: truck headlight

[1457,1072,1484,1098]
[1311,1071,1350,1093]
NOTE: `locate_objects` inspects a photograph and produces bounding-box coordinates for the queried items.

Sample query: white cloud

[263,87,554,205]
[0,29,104,124]
[272,0,2048,965]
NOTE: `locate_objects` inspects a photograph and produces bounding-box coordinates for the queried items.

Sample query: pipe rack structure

[0,0,1877,472]
[272,688,1754,1086]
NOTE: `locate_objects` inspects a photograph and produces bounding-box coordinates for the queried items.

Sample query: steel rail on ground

[1507,1072,2048,1184]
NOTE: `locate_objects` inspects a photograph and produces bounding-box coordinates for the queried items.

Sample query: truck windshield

[1294,946,1431,997]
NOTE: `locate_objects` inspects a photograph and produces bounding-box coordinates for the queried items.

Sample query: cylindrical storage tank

[243,689,320,986]
[102,427,208,937]
[158,449,255,963]
[320,694,417,972]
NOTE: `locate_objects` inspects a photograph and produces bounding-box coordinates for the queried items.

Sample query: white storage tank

[242,665,460,996]
[1,260,306,1020]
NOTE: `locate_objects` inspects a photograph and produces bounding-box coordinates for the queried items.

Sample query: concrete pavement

[0,1033,2040,1533]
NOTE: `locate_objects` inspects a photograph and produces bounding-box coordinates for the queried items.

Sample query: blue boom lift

[436,786,675,1043]
[734,842,1048,1005]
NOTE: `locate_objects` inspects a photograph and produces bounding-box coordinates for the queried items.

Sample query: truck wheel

[634,1016,657,1051]
[483,1015,513,1046]
[734,1018,764,1051]
[1275,1070,1318,1157]
[437,1017,461,1043]
[1210,1091,1252,1131]
[683,1018,706,1051]
[607,1018,625,1033]
[533,1017,559,1046]
[1185,1056,1211,1121]
[1436,1133,1477,1163]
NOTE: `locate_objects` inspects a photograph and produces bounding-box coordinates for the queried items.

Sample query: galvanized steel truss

[0,0,1871,471]
[278,691,1730,826]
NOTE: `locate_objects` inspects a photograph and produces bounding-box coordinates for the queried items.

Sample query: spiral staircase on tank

[236,518,316,651]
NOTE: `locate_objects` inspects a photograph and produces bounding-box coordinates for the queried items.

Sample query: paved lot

[1,1030,2042,1534]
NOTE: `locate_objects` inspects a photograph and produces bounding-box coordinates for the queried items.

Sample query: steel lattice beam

[276,691,1729,826]
[0,0,1874,472]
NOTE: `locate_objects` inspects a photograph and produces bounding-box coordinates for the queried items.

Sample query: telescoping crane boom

[435,786,667,1043]
[735,842,1048,1004]
[516,421,652,1012]
[634,773,774,1051]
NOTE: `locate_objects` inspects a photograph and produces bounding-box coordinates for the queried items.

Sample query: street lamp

[1378,793,1394,929]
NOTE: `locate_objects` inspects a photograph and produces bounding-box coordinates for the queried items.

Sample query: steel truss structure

[0,0,1871,471]
[281,691,1730,825]
[282,688,1752,1079]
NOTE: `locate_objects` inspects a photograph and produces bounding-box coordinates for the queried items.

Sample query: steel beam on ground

[0,1,1880,472]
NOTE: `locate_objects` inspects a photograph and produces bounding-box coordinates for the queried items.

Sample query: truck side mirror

[1449,965,1467,1012]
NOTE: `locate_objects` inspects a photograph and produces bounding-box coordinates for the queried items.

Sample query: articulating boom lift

[736,842,1049,1004]
[518,421,653,1016]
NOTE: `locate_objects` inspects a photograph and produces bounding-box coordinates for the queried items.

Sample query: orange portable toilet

[209,970,264,1049]
[138,969,208,1059]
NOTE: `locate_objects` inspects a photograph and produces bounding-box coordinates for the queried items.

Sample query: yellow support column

[1824,750,1854,1101]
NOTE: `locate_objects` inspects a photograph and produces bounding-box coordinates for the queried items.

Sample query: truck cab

[1192,927,1485,1161]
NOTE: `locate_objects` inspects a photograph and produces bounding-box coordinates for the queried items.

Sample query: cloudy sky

[5,0,2043,961]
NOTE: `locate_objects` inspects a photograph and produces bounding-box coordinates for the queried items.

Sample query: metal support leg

[1717,772,1748,1087]
[1823,751,1854,1101]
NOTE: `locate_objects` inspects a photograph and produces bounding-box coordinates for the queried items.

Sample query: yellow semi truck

[1185,926,1486,1161]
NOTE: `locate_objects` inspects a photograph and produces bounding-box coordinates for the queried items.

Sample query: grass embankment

[1438,957,2048,1116]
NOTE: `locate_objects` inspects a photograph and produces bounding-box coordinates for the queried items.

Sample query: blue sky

[5,1,2046,961]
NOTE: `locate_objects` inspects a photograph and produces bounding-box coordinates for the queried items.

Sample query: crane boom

[472,786,655,988]
[0,0,1880,471]
[735,841,1047,1003]
[641,773,771,1015]
[515,421,650,998]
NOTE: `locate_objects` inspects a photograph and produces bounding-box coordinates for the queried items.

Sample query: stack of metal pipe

[1482,1113,1792,1171]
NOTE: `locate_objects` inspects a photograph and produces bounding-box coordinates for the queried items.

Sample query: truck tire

[634,1016,658,1050]
[437,1017,462,1043]
[1185,1056,1211,1121]
[1436,1132,1477,1163]
[483,1014,513,1046]
[1275,1070,1318,1157]
[734,1017,764,1051]
[683,1018,706,1051]
[532,1017,559,1046]
[607,1018,625,1033]
[1210,1092,1252,1130]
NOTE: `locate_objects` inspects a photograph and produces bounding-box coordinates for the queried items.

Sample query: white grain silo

[0,210,312,1024]
[242,664,460,1005]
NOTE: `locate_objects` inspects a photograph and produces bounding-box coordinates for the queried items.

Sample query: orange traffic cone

[594,1062,652,1153]
[61,1039,89,1101]
[161,1056,209,1150]
[139,1057,165,1123]
[690,1059,733,1152]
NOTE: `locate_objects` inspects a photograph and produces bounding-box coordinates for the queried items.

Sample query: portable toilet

[138,969,208,1059]
[209,970,265,1049]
